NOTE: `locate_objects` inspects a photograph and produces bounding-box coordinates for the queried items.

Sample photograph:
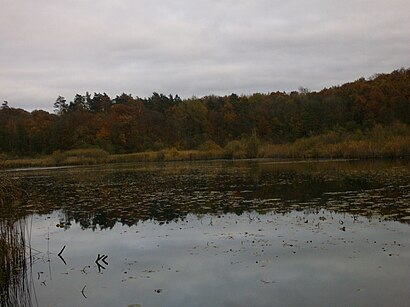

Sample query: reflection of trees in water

[11,160,410,230]
[0,174,33,307]
[45,177,410,230]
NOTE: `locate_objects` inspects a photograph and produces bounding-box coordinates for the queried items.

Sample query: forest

[1,68,409,164]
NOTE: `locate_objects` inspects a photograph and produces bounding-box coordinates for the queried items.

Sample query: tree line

[1,68,409,156]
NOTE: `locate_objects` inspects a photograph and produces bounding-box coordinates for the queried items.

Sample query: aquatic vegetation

[4,159,410,306]
[0,164,32,306]
[0,219,32,307]
[12,159,410,229]
[0,169,11,207]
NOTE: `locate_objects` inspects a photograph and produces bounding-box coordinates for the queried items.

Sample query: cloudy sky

[1,0,409,111]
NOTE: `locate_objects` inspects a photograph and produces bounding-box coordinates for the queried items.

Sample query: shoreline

[2,151,408,171]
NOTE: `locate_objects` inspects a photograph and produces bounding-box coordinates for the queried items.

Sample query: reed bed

[259,129,410,159]
[0,172,32,306]
[0,219,32,307]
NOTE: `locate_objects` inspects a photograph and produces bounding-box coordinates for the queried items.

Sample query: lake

[2,159,410,306]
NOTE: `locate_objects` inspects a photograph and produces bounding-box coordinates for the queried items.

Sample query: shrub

[51,148,109,165]
[198,140,222,151]
[244,131,261,158]
[224,140,246,159]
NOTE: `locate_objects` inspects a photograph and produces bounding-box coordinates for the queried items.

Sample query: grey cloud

[1,0,409,111]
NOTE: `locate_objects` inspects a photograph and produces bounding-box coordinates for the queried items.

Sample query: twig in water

[59,256,67,265]
[81,265,90,274]
[81,285,87,298]
[95,254,108,272]
[58,245,66,257]
[58,245,67,265]
[101,255,108,265]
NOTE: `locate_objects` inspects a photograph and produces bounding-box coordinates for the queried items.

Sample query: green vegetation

[1,68,409,165]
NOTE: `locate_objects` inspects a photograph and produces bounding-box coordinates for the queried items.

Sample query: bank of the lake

[2,128,410,169]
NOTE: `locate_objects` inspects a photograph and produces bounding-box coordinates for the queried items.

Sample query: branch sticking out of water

[58,245,66,257]
[95,254,108,272]
[101,255,108,265]
[58,245,67,265]
[81,285,87,299]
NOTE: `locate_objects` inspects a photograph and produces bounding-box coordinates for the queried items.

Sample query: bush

[224,140,246,159]
[51,148,109,165]
[244,131,261,158]
[198,140,222,151]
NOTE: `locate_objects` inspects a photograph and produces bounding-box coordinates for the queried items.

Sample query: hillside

[1,68,409,160]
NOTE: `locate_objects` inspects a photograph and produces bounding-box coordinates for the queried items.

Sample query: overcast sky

[1,0,409,111]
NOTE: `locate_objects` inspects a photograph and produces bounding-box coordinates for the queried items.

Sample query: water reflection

[10,159,410,229]
[28,210,410,307]
[2,160,410,306]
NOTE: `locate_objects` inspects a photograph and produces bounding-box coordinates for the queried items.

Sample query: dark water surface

[5,160,410,306]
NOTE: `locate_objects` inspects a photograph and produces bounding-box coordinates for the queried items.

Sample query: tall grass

[51,148,109,165]
[0,167,33,306]
[0,172,18,208]
[0,219,32,307]
[109,148,225,163]
[259,124,410,159]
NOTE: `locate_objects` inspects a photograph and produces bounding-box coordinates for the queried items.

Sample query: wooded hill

[1,68,409,157]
